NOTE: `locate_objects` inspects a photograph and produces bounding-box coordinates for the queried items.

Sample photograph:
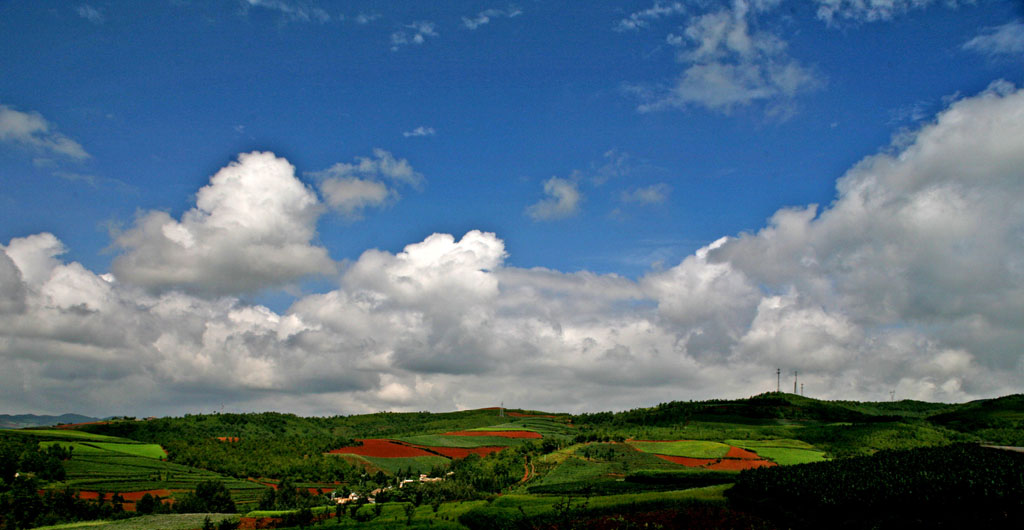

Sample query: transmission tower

[793,371,798,394]
[776,368,781,393]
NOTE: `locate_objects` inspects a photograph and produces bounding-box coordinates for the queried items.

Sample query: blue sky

[1,1,1023,416]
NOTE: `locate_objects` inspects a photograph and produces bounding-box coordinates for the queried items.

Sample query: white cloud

[621,183,671,204]
[76,4,104,24]
[630,1,820,114]
[244,0,330,23]
[309,149,424,219]
[2,85,1024,415]
[111,151,335,295]
[403,126,436,137]
[812,0,957,24]
[354,13,380,25]
[391,21,438,50]
[0,104,89,160]
[526,177,582,220]
[615,1,686,32]
[463,6,523,30]
[963,21,1024,56]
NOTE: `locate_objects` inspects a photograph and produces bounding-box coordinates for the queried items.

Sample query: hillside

[1,394,1022,529]
[0,414,101,430]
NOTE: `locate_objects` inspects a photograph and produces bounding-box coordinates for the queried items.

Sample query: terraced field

[7,428,266,511]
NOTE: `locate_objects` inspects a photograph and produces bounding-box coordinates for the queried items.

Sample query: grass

[627,440,731,458]
[40,441,166,460]
[33,514,239,530]
[8,429,138,443]
[724,438,827,465]
[338,454,450,475]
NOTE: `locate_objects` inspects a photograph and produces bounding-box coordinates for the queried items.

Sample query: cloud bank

[2,84,1023,416]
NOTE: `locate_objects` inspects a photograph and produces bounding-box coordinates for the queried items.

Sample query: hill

[0,413,101,430]
[2,395,1022,529]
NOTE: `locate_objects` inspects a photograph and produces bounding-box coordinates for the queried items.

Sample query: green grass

[725,438,827,465]
[8,429,137,443]
[40,441,166,460]
[743,446,827,465]
[627,440,731,458]
[333,452,450,478]
[33,514,239,530]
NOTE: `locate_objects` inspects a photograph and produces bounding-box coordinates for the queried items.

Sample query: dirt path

[520,456,534,483]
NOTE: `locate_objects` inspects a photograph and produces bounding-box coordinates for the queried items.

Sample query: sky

[1,1,1023,417]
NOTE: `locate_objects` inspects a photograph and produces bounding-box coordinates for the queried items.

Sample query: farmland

[3,392,1024,529]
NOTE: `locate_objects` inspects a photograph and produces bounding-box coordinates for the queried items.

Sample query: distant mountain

[0,413,101,429]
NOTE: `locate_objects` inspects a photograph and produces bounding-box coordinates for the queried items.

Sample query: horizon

[2,1,1024,417]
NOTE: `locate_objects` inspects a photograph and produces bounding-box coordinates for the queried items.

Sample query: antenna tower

[793,371,798,394]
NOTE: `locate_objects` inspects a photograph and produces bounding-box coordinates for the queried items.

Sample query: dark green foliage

[175,479,237,513]
[927,394,1024,444]
[728,443,1024,529]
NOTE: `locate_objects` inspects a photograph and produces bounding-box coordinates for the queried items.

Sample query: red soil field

[74,489,175,512]
[724,446,761,459]
[653,450,777,471]
[443,430,542,439]
[328,438,437,458]
[215,436,240,442]
[706,458,775,471]
[422,446,506,458]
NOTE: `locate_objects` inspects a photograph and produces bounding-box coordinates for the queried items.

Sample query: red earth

[653,446,777,471]
[73,489,175,512]
[215,436,240,442]
[327,438,437,458]
[443,430,542,439]
[421,446,506,458]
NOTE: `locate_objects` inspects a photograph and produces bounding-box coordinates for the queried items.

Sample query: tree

[176,480,236,513]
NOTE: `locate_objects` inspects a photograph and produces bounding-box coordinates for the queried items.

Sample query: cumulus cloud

[0,104,89,160]
[629,0,820,114]
[463,6,522,30]
[526,177,582,220]
[309,149,424,219]
[963,21,1024,57]
[2,84,1024,416]
[111,151,335,295]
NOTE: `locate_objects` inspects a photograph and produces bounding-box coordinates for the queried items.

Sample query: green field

[33,514,239,530]
[627,440,731,458]
[725,439,827,465]
[11,429,143,443]
[40,441,166,460]
[331,453,450,475]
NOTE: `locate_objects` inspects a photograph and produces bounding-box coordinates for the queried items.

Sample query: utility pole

[776,368,781,393]
[793,371,798,394]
